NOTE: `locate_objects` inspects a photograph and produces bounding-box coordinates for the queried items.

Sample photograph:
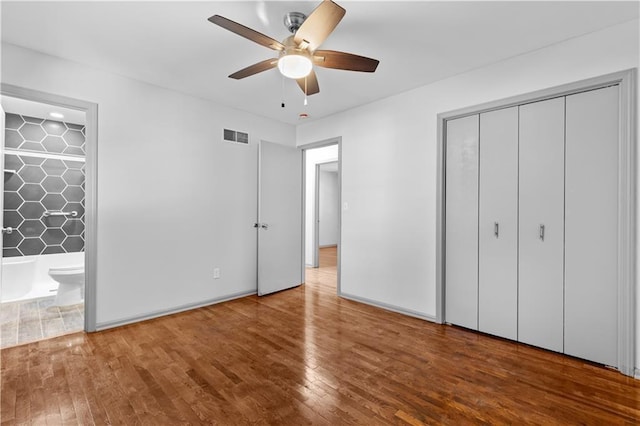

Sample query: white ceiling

[2,1,637,125]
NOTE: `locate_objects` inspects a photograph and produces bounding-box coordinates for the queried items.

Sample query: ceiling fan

[208,0,379,96]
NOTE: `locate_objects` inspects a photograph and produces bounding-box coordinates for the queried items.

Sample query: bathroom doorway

[0,86,97,348]
[303,141,340,293]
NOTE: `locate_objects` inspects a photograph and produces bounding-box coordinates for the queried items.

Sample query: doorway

[314,161,339,267]
[1,85,97,348]
[303,141,340,292]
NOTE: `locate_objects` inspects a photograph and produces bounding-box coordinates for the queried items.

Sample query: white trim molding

[96,290,256,331]
[341,293,437,323]
[436,69,637,377]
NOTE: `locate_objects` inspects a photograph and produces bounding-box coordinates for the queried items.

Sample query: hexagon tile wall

[3,113,85,257]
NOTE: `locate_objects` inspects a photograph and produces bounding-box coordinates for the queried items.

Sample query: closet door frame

[436,68,636,377]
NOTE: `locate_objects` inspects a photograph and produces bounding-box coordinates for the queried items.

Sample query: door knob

[2,227,13,234]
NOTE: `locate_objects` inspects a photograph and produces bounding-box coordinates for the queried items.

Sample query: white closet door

[478,107,518,340]
[518,97,565,352]
[445,114,479,330]
[564,86,619,366]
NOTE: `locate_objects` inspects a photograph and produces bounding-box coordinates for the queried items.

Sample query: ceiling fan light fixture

[210,0,378,96]
[277,54,312,79]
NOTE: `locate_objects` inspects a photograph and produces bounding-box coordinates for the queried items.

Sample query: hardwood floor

[306,246,337,291]
[2,250,640,424]
[317,246,337,269]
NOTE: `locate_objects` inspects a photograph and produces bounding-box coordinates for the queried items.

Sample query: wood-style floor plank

[2,247,640,424]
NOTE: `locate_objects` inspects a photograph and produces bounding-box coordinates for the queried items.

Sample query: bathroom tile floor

[0,296,83,349]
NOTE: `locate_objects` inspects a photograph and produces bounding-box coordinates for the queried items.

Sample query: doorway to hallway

[305,246,337,290]
[303,141,340,292]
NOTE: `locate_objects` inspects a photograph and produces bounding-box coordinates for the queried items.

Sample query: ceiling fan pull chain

[281,74,285,108]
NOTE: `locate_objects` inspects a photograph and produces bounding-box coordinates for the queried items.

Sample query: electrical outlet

[213,268,220,279]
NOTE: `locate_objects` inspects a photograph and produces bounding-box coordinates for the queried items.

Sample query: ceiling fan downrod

[283,12,307,34]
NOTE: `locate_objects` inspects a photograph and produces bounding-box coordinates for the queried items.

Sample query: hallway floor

[305,246,337,290]
[0,296,83,349]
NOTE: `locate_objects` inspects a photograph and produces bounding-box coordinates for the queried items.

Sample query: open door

[257,140,303,296]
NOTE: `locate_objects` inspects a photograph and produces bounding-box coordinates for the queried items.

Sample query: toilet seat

[49,265,84,274]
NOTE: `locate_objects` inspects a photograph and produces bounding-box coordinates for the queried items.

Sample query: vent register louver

[223,128,249,144]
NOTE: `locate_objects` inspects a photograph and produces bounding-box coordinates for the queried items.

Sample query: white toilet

[49,265,85,306]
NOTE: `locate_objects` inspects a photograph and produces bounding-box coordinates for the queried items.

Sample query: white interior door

[478,107,518,340]
[445,114,479,330]
[258,140,303,296]
[518,97,565,353]
[564,85,619,366]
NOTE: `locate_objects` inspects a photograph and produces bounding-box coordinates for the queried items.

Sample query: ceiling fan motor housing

[284,12,307,33]
[281,35,310,57]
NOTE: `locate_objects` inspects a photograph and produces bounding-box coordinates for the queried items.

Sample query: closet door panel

[564,86,619,366]
[478,107,518,340]
[445,114,479,330]
[518,97,565,353]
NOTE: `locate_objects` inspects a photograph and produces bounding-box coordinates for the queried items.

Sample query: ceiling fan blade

[313,50,379,72]
[296,70,320,95]
[293,1,346,52]
[209,15,284,51]
[229,59,278,79]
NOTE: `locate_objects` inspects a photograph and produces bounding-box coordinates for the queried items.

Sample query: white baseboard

[95,290,256,331]
[634,368,640,380]
[339,292,437,323]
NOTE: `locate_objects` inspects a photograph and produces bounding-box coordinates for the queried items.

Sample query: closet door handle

[494,222,499,238]
[539,224,545,241]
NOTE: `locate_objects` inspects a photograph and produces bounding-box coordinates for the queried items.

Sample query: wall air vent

[223,128,249,144]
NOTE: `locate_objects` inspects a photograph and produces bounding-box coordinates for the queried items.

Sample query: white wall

[319,168,339,247]
[297,20,639,323]
[304,145,338,265]
[1,43,296,327]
